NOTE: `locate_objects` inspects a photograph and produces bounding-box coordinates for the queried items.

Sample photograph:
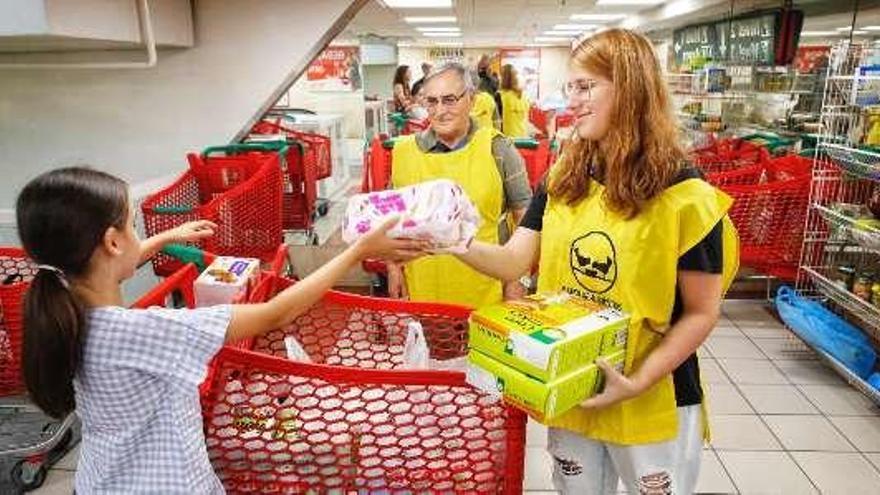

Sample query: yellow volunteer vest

[537,175,739,445]
[471,92,497,130]
[500,90,530,138]
[391,127,504,308]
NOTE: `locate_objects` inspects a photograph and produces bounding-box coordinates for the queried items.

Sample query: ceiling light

[527,43,552,47]
[544,30,581,36]
[570,14,627,22]
[534,36,567,42]
[553,24,598,31]
[383,0,451,7]
[852,30,869,35]
[422,32,461,37]
[416,26,460,32]
[433,41,463,47]
[837,26,855,31]
[800,31,839,37]
[596,0,665,5]
[404,16,457,23]
[863,26,880,31]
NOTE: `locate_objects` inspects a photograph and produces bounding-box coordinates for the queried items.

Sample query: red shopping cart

[141,150,283,277]
[0,248,78,491]
[709,155,814,281]
[253,118,333,181]
[690,136,771,175]
[515,138,552,190]
[196,271,526,494]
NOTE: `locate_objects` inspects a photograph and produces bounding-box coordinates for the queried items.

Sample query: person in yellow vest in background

[471,72,500,130]
[435,30,739,494]
[388,62,533,307]
[500,64,531,138]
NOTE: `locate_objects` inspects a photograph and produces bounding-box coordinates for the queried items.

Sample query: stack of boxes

[467,292,629,421]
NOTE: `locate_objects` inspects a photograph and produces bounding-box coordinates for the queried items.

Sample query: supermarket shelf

[802,266,880,339]
[813,203,880,254]
[818,142,880,181]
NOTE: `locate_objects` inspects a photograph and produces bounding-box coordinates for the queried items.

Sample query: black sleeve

[519,183,547,232]
[678,221,723,273]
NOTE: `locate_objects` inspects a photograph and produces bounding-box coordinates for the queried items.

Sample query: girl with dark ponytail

[16,167,423,492]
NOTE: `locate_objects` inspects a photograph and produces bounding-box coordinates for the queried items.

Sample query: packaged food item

[341,179,480,253]
[469,292,628,382]
[836,264,856,291]
[194,256,260,307]
[871,283,880,308]
[467,348,625,421]
[853,272,875,301]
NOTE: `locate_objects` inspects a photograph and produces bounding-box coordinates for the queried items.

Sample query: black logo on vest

[569,231,617,294]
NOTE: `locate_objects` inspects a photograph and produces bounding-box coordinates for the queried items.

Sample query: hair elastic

[37,264,70,289]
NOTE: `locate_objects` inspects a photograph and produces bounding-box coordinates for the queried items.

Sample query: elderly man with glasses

[388,62,532,307]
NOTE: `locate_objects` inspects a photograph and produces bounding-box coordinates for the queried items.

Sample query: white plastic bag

[341,179,480,254]
[284,336,312,362]
[402,321,429,369]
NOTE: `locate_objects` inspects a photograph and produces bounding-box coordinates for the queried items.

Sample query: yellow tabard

[391,127,504,308]
[500,90,530,138]
[537,176,739,445]
[471,92,497,130]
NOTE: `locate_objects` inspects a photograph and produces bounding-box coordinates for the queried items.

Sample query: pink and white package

[342,179,481,253]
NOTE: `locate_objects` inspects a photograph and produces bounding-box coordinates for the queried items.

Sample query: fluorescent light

[800,31,838,37]
[535,36,567,42]
[404,16,457,23]
[837,26,855,31]
[863,26,880,31]
[422,32,461,37]
[544,30,581,36]
[433,41,462,46]
[416,26,460,32]
[383,0,451,7]
[570,14,627,22]
[527,43,552,47]
[596,0,664,5]
[554,24,598,31]
[853,30,869,35]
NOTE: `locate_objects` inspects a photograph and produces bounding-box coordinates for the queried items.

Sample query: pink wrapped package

[342,179,480,253]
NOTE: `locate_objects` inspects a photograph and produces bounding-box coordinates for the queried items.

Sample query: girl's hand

[167,220,217,243]
[355,217,429,262]
[580,359,643,410]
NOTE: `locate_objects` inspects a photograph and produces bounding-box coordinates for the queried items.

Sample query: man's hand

[579,359,643,410]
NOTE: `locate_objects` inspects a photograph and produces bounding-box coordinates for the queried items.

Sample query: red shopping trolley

[514,138,552,190]
[141,149,283,277]
[709,155,814,281]
[253,118,333,181]
[690,136,771,175]
[196,270,526,494]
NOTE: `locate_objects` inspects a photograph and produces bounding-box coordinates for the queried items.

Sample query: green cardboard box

[469,292,628,382]
[467,349,626,421]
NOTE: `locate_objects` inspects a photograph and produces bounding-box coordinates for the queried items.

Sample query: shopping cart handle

[513,138,539,149]
[203,142,289,157]
[152,205,194,214]
[161,243,214,271]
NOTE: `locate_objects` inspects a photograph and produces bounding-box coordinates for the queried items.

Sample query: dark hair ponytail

[16,167,128,418]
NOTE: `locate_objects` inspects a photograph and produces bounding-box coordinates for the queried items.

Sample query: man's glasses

[422,90,468,109]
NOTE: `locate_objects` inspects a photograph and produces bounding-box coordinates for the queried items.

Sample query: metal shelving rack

[796,41,880,404]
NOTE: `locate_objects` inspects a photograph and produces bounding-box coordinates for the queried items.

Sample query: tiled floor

[31,300,880,494]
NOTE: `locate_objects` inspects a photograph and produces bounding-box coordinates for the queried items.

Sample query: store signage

[306,46,362,91]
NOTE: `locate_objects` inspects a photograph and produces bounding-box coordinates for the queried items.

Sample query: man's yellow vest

[391,126,504,308]
[537,175,739,444]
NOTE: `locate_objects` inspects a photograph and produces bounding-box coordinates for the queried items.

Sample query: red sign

[794,45,830,74]
[307,46,361,91]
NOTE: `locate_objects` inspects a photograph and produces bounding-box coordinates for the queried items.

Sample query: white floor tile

[524,447,555,491]
[717,358,789,385]
[738,385,819,415]
[31,469,75,495]
[706,336,765,359]
[711,325,745,338]
[763,415,855,452]
[775,359,844,385]
[700,359,730,385]
[718,451,817,494]
[737,323,790,340]
[829,416,880,452]
[709,415,783,451]
[53,443,79,471]
[705,383,754,415]
[751,337,817,361]
[797,385,879,416]
[527,419,548,447]
[792,452,880,495]
[865,453,880,472]
[697,345,711,358]
[695,450,737,494]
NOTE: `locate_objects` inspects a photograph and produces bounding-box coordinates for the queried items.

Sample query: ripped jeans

[548,405,702,495]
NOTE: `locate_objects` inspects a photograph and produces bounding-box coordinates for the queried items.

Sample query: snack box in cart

[469,292,629,382]
[194,256,260,307]
[467,348,626,420]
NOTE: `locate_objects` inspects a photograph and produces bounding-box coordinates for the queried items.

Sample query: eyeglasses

[422,90,468,109]
[563,79,601,101]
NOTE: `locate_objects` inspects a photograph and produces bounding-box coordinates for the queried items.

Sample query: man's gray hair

[423,62,476,94]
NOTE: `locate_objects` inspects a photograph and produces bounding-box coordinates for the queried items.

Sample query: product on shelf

[194,256,260,307]
[468,292,628,382]
[341,179,480,254]
[853,272,875,301]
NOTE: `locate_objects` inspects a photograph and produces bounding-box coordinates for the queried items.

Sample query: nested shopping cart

[195,271,527,494]
[0,248,78,491]
[708,155,815,281]
[514,137,552,190]
[141,148,283,277]
[690,136,771,175]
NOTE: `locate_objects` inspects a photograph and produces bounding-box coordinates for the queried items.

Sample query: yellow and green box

[467,349,625,421]
[469,292,629,382]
